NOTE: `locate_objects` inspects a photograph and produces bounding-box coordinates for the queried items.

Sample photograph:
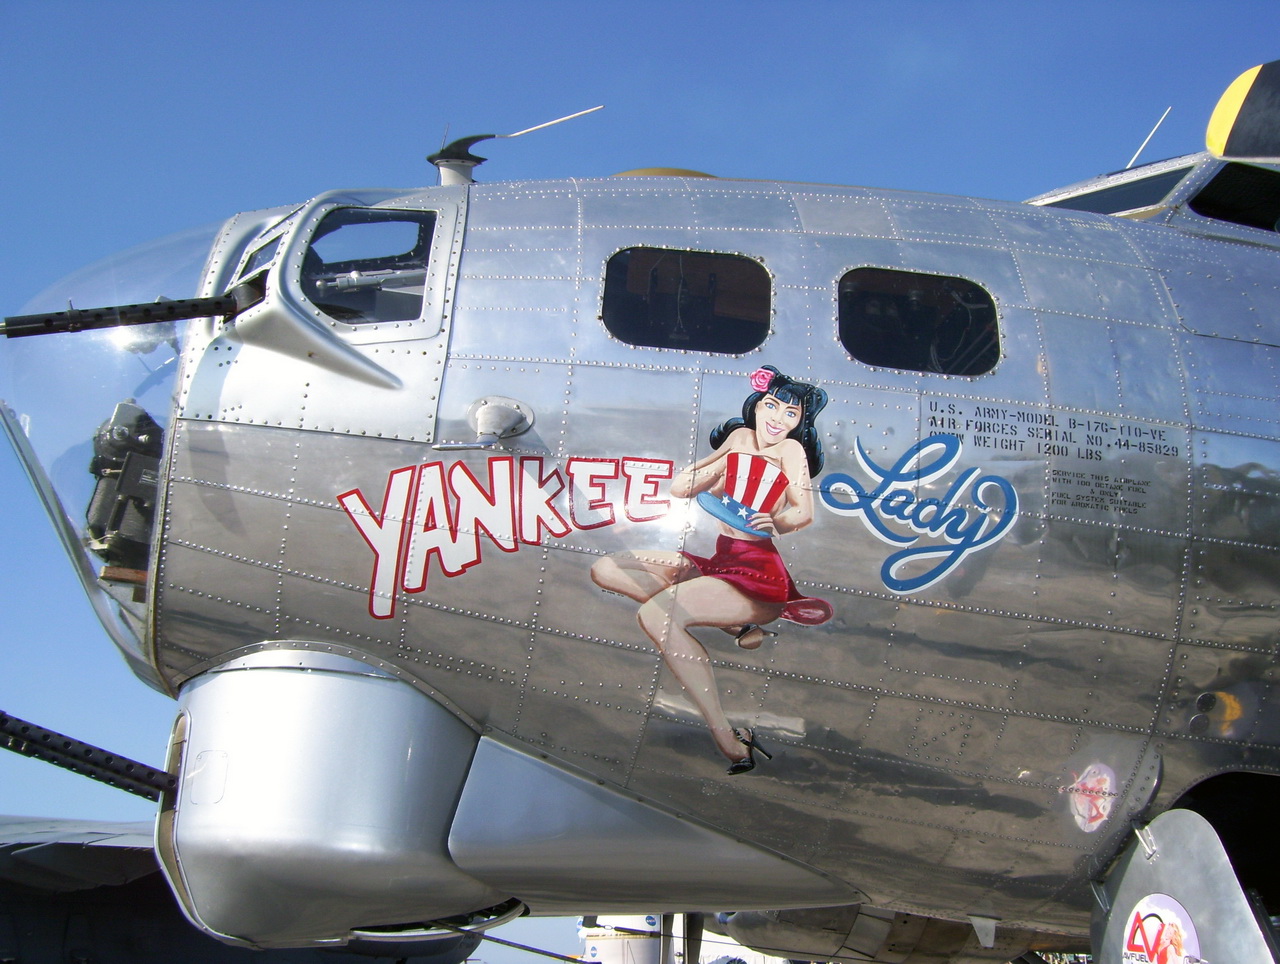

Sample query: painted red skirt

[681,535,833,626]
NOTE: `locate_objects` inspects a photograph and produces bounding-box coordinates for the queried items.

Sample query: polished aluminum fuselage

[145,173,1280,940]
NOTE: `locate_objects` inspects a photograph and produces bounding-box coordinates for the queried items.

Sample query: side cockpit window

[839,267,998,376]
[239,236,282,281]
[1188,162,1280,232]
[602,247,770,353]
[301,208,436,324]
[1043,166,1193,215]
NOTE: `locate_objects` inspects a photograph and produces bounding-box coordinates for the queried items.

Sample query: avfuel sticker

[1122,893,1202,963]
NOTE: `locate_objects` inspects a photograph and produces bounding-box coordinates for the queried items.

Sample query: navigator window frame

[600,246,773,355]
[837,266,1000,377]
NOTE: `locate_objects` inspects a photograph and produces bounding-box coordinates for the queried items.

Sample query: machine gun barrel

[2,281,262,338]
[0,709,175,800]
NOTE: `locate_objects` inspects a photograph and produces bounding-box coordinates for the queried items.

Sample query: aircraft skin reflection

[5,60,1280,964]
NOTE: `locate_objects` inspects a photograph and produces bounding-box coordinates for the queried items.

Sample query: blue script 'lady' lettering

[819,435,1019,593]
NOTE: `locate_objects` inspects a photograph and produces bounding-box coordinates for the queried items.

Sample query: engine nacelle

[156,648,510,948]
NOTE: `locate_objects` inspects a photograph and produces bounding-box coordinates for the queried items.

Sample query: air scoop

[433,395,535,451]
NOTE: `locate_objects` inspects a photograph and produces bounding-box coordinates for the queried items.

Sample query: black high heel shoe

[733,624,778,650]
[727,727,773,775]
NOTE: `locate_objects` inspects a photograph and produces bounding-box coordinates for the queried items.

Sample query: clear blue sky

[0,1,1276,959]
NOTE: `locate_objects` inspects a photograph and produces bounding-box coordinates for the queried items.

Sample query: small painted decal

[819,434,1019,593]
[1122,893,1201,964]
[1060,762,1116,832]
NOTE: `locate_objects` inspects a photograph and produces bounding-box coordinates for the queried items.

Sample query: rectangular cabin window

[300,208,436,324]
[839,267,999,376]
[601,247,770,354]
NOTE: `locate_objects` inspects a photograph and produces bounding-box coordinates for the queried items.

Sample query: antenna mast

[428,105,604,185]
[1126,106,1172,169]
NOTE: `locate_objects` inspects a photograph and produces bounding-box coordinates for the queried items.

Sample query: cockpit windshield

[0,221,221,688]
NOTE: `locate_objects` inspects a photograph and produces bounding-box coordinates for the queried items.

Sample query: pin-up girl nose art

[591,365,830,774]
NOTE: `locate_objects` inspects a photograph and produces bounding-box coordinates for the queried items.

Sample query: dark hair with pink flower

[710,365,828,475]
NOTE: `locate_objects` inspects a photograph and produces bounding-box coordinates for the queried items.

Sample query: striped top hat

[696,452,789,536]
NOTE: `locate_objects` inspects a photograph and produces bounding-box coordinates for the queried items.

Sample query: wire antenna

[502,105,604,139]
[1126,106,1172,169]
[428,106,605,185]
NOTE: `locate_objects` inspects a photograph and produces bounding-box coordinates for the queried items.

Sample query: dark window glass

[1045,166,1193,214]
[839,268,998,376]
[602,247,770,353]
[300,208,436,323]
[1188,163,1280,232]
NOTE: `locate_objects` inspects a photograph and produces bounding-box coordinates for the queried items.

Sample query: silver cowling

[155,648,510,949]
